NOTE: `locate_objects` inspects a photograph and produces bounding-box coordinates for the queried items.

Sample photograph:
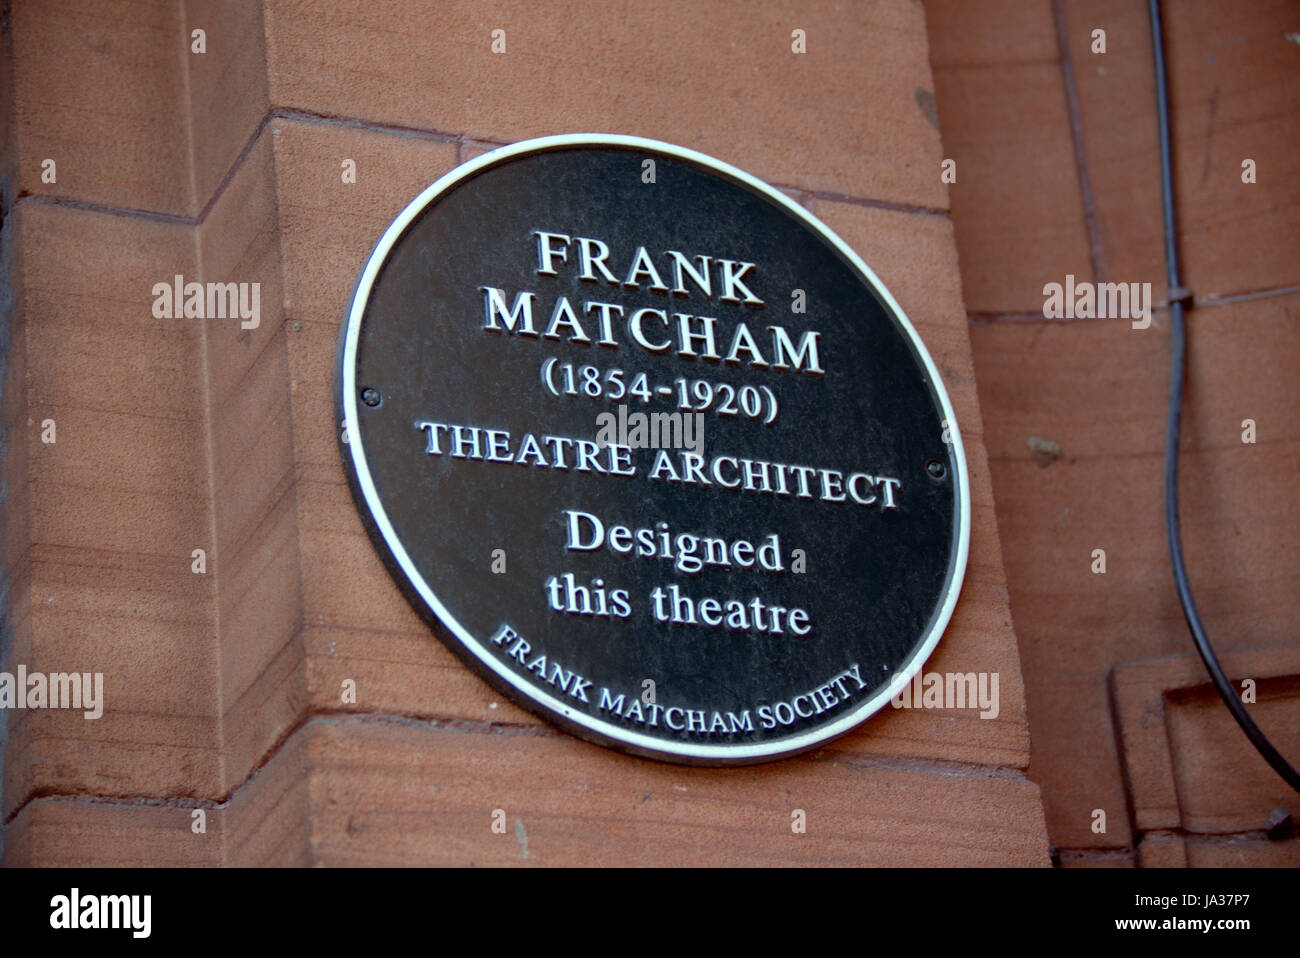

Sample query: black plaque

[337,134,970,764]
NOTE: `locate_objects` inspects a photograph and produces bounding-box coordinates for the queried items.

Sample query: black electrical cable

[1149,0,1300,793]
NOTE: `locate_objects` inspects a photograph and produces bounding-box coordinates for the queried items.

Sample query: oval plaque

[337,134,970,764]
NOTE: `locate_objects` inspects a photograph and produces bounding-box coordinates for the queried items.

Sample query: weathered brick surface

[1062,0,1300,300]
[970,296,1300,851]
[928,0,1300,866]
[969,298,1300,853]
[925,0,1094,315]
[196,129,306,796]
[3,205,220,819]
[4,727,312,866]
[11,0,193,214]
[303,719,1048,867]
[1185,838,1300,867]
[1112,646,1300,851]
[183,0,272,208]
[6,717,1049,866]
[264,0,947,209]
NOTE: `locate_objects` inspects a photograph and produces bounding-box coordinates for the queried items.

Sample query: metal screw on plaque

[361,387,382,408]
[925,458,946,480]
